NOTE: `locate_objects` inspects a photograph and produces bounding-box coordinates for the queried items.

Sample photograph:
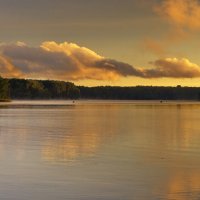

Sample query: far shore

[0,99,11,102]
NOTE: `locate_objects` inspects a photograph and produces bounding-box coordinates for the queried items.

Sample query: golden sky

[0,0,200,86]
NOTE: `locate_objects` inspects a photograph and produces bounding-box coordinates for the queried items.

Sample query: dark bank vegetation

[79,85,200,100]
[2,78,80,100]
[0,77,10,101]
[8,79,80,99]
[1,76,200,100]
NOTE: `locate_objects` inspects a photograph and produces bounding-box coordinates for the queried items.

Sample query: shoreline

[0,99,11,102]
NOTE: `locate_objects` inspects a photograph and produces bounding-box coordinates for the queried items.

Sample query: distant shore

[1,78,200,101]
[0,99,11,102]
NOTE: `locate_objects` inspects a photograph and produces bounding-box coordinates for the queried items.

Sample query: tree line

[0,77,80,100]
[1,77,200,100]
[0,77,9,100]
[78,85,200,100]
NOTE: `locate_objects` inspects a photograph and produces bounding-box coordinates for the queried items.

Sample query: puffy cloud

[0,55,22,78]
[0,41,121,80]
[155,0,200,30]
[144,58,200,78]
[0,41,142,80]
[0,41,200,80]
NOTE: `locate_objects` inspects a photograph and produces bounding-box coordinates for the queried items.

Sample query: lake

[0,100,200,200]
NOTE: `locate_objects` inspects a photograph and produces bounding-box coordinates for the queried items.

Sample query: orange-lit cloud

[144,0,200,56]
[0,42,200,80]
[155,0,200,30]
[0,41,136,80]
[0,55,22,78]
[145,58,200,78]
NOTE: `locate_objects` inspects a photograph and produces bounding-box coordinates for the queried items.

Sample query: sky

[0,0,200,86]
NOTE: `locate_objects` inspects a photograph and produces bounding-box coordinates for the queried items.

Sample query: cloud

[155,0,200,30]
[0,41,142,80]
[0,41,200,80]
[144,0,200,57]
[0,41,121,80]
[144,58,200,78]
[0,55,22,78]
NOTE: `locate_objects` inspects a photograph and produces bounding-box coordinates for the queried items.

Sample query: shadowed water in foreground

[0,100,200,200]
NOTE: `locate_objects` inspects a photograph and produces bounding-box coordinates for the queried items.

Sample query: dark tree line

[1,76,200,100]
[0,77,9,100]
[78,86,200,100]
[8,79,80,99]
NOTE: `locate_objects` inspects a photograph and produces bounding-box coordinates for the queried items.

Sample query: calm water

[0,100,200,200]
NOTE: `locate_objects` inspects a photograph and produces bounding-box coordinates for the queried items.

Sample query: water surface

[0,100,200,200]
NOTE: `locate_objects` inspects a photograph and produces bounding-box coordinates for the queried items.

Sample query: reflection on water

[164,171,200,200]
[0,107,117,162]
[42,135,99,161]
[0,101,200,199]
